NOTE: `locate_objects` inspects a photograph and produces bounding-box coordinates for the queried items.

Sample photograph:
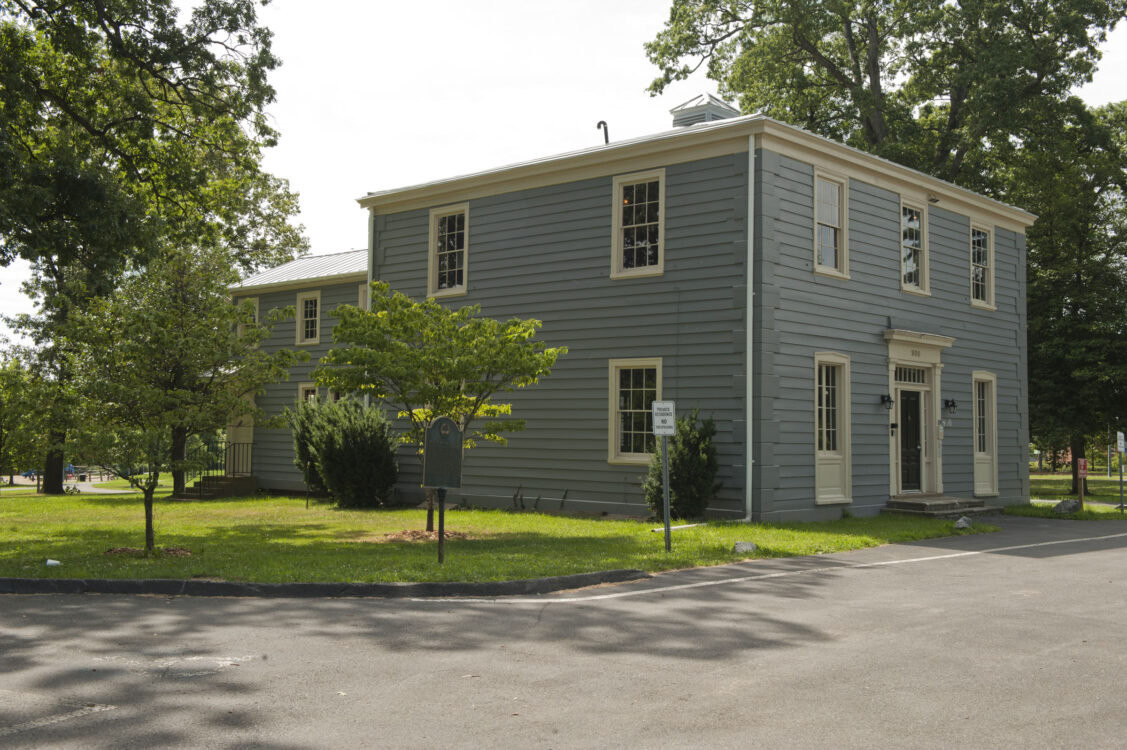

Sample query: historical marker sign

[1078,458,1088,479]
[423,417,462,489]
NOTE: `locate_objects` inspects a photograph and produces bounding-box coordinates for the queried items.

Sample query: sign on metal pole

[652,401,676,437]
[1118,431,1125,454]
[1078,458,1088,479]
[652,400,675,552]
[423,416,463,564]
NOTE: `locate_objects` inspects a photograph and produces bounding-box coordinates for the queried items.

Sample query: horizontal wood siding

[373,154,750,516]
[237,280,365,492]
[754,148,1028,520]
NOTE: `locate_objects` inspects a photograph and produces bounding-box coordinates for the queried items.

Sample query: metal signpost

[1118,431,1125,513]
[1078,458,1088,508]
[652,401,676,552]
[422,416,463,564]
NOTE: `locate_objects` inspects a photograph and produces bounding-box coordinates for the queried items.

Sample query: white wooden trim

[814,352,852,505]
[357,283,369,311]
[295,290,321,346]
[610,169,666,280]
[885,333,954,496]
[607,357,663,465]
[427,202,470,299]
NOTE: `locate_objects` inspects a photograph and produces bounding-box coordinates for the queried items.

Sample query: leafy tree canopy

[646,0,1126,184]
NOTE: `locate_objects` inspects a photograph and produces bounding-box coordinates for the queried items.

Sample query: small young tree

[317,282,567,529]
[287,399,398,508]
[68,245,301,553]
[643,410,721,520]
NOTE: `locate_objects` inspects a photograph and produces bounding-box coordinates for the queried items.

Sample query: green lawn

[1030,473,1127,504]
[1006,499,1127,520]
[92,476,172,490]
[0,495,995,583]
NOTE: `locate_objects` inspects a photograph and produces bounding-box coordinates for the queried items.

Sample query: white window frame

[813,169,849,279]
[295,290,321,346]
[237,296,258,339]
[972,370,999,497]
[900,200,929,295]
[970,225,996,310]
[358,283,369,311]
[298,382,318,404]
[427,203,469,299]
[607,357,663,465]
[814,352,852,505]
[610,169,666,280]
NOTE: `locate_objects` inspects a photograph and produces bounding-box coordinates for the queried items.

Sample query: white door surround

[884,330,954,497]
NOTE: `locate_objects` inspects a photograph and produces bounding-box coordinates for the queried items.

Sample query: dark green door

[900,390,922,491]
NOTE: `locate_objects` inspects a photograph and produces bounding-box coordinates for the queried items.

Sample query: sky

[1,2,1126,343]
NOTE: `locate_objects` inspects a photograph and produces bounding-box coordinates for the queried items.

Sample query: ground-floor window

[607,358,662,464]
[973,371,998,496]
[815,352,852,504]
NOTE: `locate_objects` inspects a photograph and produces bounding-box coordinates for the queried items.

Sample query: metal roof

[229,250,367,293]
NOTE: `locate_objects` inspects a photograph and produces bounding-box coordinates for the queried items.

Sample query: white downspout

[744,138,756,522]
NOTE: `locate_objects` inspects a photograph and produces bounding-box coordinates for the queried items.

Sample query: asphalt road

[3,516,1127,749]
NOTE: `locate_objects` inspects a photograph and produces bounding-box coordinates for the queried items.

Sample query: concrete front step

[882,495,1004,518]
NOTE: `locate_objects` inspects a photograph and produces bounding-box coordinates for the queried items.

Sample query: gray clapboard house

[234,96,1034,520]
[351,96,1035,521]
[228,249,368,492]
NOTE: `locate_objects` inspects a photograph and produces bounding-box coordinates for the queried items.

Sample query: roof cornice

[357,116,1035,233]
[228,270,368,296]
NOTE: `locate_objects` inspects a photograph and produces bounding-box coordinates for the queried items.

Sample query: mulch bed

[374,530,472,543]
[105,547,193,557]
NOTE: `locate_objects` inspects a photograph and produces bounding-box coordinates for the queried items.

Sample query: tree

[1,0,307,493]
[646,0,1125,183]
[0,357,42,483]
[316,282,567,530]
[67,244,301,553]
[994,101,1127,497]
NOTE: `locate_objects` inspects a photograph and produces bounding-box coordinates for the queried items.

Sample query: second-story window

[428,203,469,298]
[296,291,320,345]
[611,169,665,279]
[814,172,848,278]
[900,203,928,293]
[971,226,994,308]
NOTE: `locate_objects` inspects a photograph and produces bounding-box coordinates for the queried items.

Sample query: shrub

[642,409,721,520]
[287,400,325,492]
[287,399,399,507]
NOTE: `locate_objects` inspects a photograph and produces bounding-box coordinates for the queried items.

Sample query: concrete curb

[0,568,651,598]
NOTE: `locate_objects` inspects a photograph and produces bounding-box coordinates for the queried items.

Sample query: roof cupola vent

[670,93,740,128]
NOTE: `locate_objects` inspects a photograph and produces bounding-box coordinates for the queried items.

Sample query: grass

[0,494,995,584]
[92,476,172,490]
[1006,499,1127,521]
[1030,473,1127,504]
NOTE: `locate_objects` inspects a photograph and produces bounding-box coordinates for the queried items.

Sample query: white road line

[411,530,1127,605]
[0,702,114,737]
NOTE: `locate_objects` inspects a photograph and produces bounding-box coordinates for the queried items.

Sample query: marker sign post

[652,401,676,552]
[422,416,463,564]
[1118,431,1125,513]
[1078,458,1088,510]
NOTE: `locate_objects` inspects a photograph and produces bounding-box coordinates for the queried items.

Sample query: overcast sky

[2,2,1125,343]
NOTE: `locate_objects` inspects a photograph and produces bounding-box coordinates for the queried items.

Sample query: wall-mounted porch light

[881,394,895,410]
[944,399,958,415]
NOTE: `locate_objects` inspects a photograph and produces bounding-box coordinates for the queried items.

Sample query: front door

[899,390,922,491]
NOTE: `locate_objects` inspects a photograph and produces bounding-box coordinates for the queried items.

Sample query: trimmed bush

[287,399,398,507]
[642,409,721,520]
[287,400,325,492]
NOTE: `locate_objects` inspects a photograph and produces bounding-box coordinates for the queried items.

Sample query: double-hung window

[608,358,662,463]
[814,352,852,504]
[296,291,320,345]
[428,203,469,298]
[970,226,994,308]
[814,172,848,278]
[298,382,318,403]
[900,203,928,294]
[611,170,665,279]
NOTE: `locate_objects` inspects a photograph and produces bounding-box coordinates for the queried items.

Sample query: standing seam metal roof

[229,250,367,291]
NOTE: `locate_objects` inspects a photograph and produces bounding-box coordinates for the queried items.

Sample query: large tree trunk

[1070,437,1087,507]
[42,432,66,494]
[171,426,188,496]
[144,487,155,553]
